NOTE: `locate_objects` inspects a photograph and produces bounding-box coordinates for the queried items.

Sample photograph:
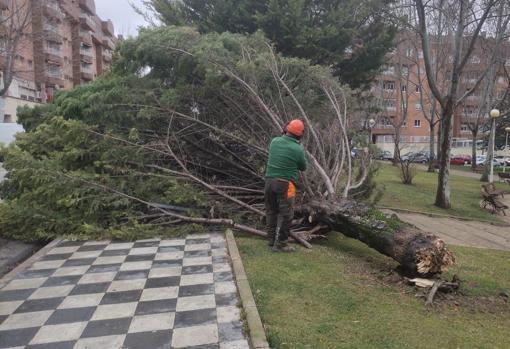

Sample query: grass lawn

[237,233,510,349]
[375,164,508,222]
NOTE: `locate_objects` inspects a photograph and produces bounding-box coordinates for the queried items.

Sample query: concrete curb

[0,238,61,290]
[225,229,270,349]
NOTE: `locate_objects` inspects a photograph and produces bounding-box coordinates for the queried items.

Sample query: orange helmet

[286,119,305,137]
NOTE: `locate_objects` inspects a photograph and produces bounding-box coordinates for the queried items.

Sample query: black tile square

[100,290,142,305]
[62,258,95,267]
[87,264,121,274]
[174,308,216,328]
[180,344,219,349]
[0,327,39,348]
[133,241,160,248]
[58,240,84,247]
[218,321,245,342]
[214,271,234,282]
[42,275,81,287]
[125,254,156,262]
[77,244,108,252]
[178,284,215,297]
[69,282,110,295]
[100,249,130,257]
[0,288,36,302]
[213,256,228,264]
[115,270,149,281]
[152,260,182,268]
[26,341,77,349]
[135,299,177,315]
[158,245,184,253]
[186,238,209,245]
[45,307,95,325]
[145,276,180,288]
[81,317,132,338]
[123,330,173,349]
[0,315,6,325]
[39,253,73,261]
[16,268,56,279]
[184,250,211,258]
[14,297,64,313]
[182,265,213,275]
[215,292,238,307]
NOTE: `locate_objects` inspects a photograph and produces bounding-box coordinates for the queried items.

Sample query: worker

[264,119,308,252]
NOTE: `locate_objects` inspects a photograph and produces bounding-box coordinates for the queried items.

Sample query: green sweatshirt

[265,135,308,184]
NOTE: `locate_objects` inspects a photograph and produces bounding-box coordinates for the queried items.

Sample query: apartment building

[0,0,117,123]
[370,33,510,154]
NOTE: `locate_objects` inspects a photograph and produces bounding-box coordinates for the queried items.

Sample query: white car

[475,155,486,165]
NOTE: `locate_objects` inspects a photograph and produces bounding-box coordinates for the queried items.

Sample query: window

[415,85,421,93]
[460,124,469,132]
[383,65,395,75]
[471,55,480,64]
[405,48,413,57]
[401,84,407,92]
[463,105,477,117]
[383,99,396,110]
[448,55,454,63]
[417,50,424,59]
[383,80,395,91]
[414,120,421,127]
[505,58,510,66]
[415,102,422,111]
[400,65,409,76]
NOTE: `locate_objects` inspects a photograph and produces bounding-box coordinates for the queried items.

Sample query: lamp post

[368,118,376,145]
[504,126,510,173]
[489,109,500,183]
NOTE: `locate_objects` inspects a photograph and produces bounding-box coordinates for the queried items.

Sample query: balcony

[44,30,63,44]
[81,71,94,81]
[43,2,62,20]
[80,31,92,46]
[44,47,63,65]
[80,53,93,64]
[102,20,114,37]
[80,14,95,31]
[43,21,60,33]
[79,0,95,14]
[103,37,115,50]
[0,0,8,11]
[46,70,64,86]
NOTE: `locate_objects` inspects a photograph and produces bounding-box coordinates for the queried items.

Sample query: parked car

[401,151,431,163]
[494,156,510,166]
[475,155,486,165]
[376,150,393,161]
[450,155,471,165]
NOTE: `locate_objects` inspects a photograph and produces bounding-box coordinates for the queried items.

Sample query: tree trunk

[471,130,478,171]
[435,104,454,209]
[301,200,455,275]
[427,120,436,172]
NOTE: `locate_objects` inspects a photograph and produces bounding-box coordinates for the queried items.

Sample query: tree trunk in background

[428,119,436,172]
[471,130,478,171]
[435,103,454,209]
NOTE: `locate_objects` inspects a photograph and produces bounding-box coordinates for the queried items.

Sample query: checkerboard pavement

[0,233,250,349]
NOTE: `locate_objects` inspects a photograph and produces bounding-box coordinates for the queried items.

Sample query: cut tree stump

[301,199,455,275]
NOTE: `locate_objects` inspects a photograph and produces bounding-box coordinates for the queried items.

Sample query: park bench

[482,183,505,198]
[498,172,510,185]
[480,186,508,215]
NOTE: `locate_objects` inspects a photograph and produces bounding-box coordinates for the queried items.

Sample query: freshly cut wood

[301,200,455,275]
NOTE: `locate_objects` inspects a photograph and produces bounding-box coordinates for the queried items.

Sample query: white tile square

[104,242,134,250]
[148,267,181,278]
[140,286,179,301]
[2,277,47,291]
[91,302,137,320]
[187,233,210,239]
[69,250,102,259]
[215,281,237,295]
[73,335,126,349]
[217,306,241,323]
[52,266,90,277]
[129,247,158,255]
[159,239,186,247]
[0,310,53,330]
[172,324,218,348]
[180,273,213,286]
[119,261,152,271]
[128,312,175,333]
[136,238,160,242]
[213,263,232,273]
[0,301,23,315]
[92,256,126,265]
[29,260,65,270]
[28,285,73,299]
[58,293,104,309]
[176,295,215,312]
[78,271,116,284]
[155,251,184,260]
[220,339,250,349]
[30,322,87,344]
[83,240,110,246]
[212,248,228,257]
[47,246,80,254]
[184,243,211,251]
[107,279,146,293]
[183,257,212,267]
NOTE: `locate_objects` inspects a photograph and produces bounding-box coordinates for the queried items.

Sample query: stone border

[0,238,61,290]
[225,229,270,349]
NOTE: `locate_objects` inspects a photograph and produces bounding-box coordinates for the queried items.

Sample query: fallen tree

[1,27,454,275]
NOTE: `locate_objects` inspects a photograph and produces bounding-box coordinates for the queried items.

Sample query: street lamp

[368,118,376,144]
[489,109,500,183]
[504,126,510,173]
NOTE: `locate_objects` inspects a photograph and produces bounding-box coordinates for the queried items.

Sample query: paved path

[386,210,510,251]
[0,239,40,278]
[0,233,249,349]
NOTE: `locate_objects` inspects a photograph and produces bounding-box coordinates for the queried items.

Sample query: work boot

[272,242,296,253]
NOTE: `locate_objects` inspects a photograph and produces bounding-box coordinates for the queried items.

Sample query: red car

[450,155,471,165]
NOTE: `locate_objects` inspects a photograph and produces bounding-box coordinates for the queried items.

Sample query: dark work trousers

[264,178,295,243]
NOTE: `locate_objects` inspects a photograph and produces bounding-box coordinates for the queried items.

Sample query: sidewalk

[0,234,250,349]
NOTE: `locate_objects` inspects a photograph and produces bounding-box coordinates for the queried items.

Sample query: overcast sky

[95,0,148,38]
